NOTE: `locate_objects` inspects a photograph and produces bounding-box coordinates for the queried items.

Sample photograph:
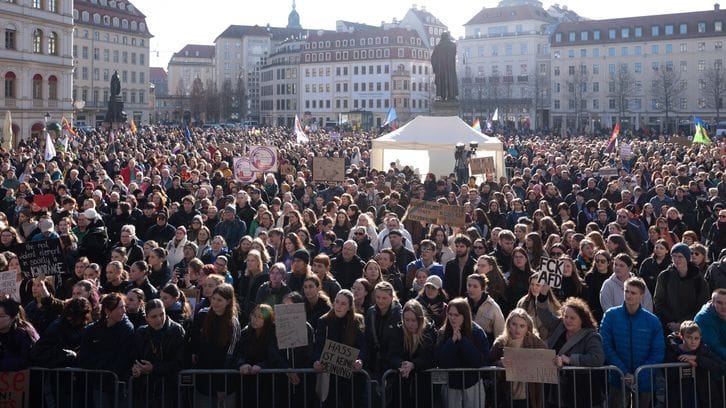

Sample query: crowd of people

[0,124,725,408]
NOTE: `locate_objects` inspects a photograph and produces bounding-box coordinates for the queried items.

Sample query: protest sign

[274,303,309,349]
[536,257,564,289]
[598,168,619,178]
[437,204,467,226]
[233,157,257,183]
[405,201,441,224]
[280,163,296,176]
[320,339,360,379]
[312,158,346,182]
[0,271,17,299]
[619,142,632,160]
[470,157,495,175]
[503,347,558,384]
[249,146,278,172]
[0,370,29,408]
[16,239,65,278]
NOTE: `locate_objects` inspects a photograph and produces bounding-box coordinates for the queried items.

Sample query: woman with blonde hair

[392,298,436,408]
[492,308,546,408]
[585,231,607,252]
[516,274,562,340]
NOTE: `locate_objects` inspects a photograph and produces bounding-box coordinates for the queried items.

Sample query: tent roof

[374,116,502,149]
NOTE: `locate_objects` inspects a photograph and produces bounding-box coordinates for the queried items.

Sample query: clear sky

[131,0,719,68]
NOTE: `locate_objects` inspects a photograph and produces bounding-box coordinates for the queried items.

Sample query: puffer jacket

[694,303,726,360]
[600,304,665,391]
[364,302,403,378]
[653,263,710,329]
[704,258,726,291]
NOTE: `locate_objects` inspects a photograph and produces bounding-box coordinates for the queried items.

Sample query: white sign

[0,271,16,299]
[233,157,257,183]
[536,257,563,289]
[249,146,278,172]
[274,303,309,349]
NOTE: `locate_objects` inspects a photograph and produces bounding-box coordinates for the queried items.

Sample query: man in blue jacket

[694,288,726,360]
[601,277,664,408]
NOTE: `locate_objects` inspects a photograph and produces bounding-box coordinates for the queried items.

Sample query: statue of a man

[110,71,121,97]
[431,32,458,101]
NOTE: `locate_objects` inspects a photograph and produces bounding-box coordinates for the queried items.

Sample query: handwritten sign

[312,158,346,182]
[404,201,467,226]
[670,136,691,147]
[470,157,495,175]
[320,339,359,379]
[0,370,29,408]
[0,271,17,300]
[16,239,66,278]
[598,168,618,178]
[536,257,564,289]
[438,204,467,226]
[503,347,558,384]
[274,303,309,349]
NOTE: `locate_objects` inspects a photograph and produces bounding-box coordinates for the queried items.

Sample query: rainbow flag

[61,116,77,137]
[472,119,481,132]
[606,123,619,153]
[693,116,711,145]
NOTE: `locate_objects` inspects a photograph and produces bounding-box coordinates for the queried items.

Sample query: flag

[184,127,192,144]
[294,115,309,143]
[486,121,493,132]
[693,116,711,145]
[130,118,137,135]
[472,119,481,132]
[492,108,499,121]
[606,123,619,153]
[61,116,77,138]
[383,107,397,127]
[2,111,13,151]
[44,130,56,161]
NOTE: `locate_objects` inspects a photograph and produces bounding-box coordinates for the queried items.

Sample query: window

[651,44,659,54]
[593,30,601,40]
[555,33,562,43]
[680,43,687,52]
[717,41,723,51]
[32,74,42,100]
[666,44,672,54]
[593,99,600,109]
[634,45,642,56]
[568,50,575,58]
[621,47,628,56]
[580,31,588,41]
[634,63,642,73]
[32,0,41,8]
[666,61,674,72]
[621,28,629,38]
[698,60,706,71]
[652,61,660,71]
[4,72,16,98]
[554,100,560,109]
[698,42,706,51]
[698,22,706,33]
[33,29,43,53]
[678,23,687,34]
[665,25,674,35]
[680,97,687,110]
[635,26,643,37]
[568,65,575,75]
[593,48,600,58]
[48,75,57,100]
[680,61,687,72]
[608,47,615,57]
[609,29,616,39]
[651,25,660,36]
[554,66,560,76]
[580,49,587,57]
[47,0,56,12]
[593,64,599,75]
[609,99,616,109]
[608,64,616,74]
[716,21,723,32]
[82,67,88,80]
[569,32,576,42]
[593,82,599,92]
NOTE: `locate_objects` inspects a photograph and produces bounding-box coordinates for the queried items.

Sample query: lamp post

[44,112,51,125]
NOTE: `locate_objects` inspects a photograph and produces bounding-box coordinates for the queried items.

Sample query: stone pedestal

[431,100,460,117]
[103,96,127,124]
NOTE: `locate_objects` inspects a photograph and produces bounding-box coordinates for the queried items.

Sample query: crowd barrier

[30,367,123,408]
[380,365,626,408]
[633,363,726,408]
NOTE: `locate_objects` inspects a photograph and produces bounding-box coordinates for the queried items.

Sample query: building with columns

[1,0,74,141]
[72,0,152,126]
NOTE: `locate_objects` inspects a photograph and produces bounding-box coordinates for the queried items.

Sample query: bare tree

[608,66,637,123]
[566,63,591,132]
[531,69,550,131]
[650,65,686,133]
[219,79,234,121]
[189,77,205,124]
[234,76,248,120]
[700,63,726,124]
[205,79,220,123]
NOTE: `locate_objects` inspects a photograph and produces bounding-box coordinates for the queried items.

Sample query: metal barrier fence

[176,368,376,408]
[633,363,726,408]
[30,367,122,408]
[380,365,626,408]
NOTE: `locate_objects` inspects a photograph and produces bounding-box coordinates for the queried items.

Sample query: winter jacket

[434,322,490,389]
[78,316,135,379]
[0,327,36,371]
[144,223,176,247]
[312,315,368,364]
[468,294,505,342]
[600,304,665,391]
[600,272,653,313]
[148,261,172,290]
[330,255,365,290]
[31,317,84,368]
[664,333,726,408]
[234,325,284,369]
[213,217,247,248]
[694,303,726,360]
[653,263,711,330]
[638,255,671,295]
[364,302,403,378]
[415,293,447,329]
[704,258,726,290]
[77,224,109,265]
[443,256,477,299]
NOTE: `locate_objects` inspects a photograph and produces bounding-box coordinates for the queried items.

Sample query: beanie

[670,243,691,260]
[293,249,310,264]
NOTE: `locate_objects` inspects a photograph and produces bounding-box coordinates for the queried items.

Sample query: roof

[215,24,306,42]
[373,116,502,149]
[74,0,151,35]
[465,5,556,26]
[406,7,448,28]
[173,44,215,59]
[303,26,426,45]
[337,21,379,31]
[149,67,167,81]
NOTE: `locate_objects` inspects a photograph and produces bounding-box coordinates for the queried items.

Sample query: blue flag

[184,127,192,144]
[383,107,397,127]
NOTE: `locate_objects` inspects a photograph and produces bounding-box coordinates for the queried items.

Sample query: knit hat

[293,249,310,264]
[191,215,203,224]
[670,243,691,259]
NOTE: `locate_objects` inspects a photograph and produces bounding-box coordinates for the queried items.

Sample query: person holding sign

[434,298,490,408]
[536,295,605,407]
[516,274,561,340]
[312,289,367,408]
[491,308,547,408]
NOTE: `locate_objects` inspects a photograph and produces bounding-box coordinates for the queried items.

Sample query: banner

[233,157,257,183]
[320,339,360,379]
[470,157,495,175]
[536,257,564,289]
[503,347,558,384]
[16,239,66,278]
[312,158,346,182]
[404,201,467,226]
[249,146,278,172]
[274,303,309,349]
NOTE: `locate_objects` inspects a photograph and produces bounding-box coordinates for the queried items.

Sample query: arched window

[93,13,101,24]
[48,32,58,55]
[48,75,58,100]
[139,23,146,32]
[81,11,89,22]
[112,17,119,27]
[103,15,110,26]
[121,19,128,29]
[33,29,43,53]
[130,21,137,31]
[32,74,43,100]
[4,72,16,98]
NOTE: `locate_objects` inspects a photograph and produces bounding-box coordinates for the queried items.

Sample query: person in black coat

[364,282,403,381]
[77,208,109,266]
[130,299,187,407]
[330,241,365,290]
[144,212,176,247]
[279,292,316,408]
[444,235,477,298]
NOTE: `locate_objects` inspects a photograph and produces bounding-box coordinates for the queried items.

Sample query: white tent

[370,116,505,179]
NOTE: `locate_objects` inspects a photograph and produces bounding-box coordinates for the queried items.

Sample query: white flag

[492,108,499,121]
[294,115,309,143]
[44,131,56,161]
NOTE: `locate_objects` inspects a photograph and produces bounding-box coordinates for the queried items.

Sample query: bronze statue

[110,71,121,96]
[431,32,458,101]
[104,71,127,124]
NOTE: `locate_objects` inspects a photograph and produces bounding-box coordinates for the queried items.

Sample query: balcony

[33,99,43,108]
[2,98,16,108]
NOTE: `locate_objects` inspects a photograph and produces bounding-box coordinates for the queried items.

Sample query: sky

[130,0,720,68]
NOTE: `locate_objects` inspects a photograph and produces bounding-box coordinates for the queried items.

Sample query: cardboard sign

[536,257,564,289]
[619,143,632,160]
[233,157,257,183]
[320,339,360,379]
[470,157,496,175]
[0,271,17,299]
[0,370,29,408]
[249,146,278,172]
[274,303,309,349]
[16,239,66,278]
[503,347,558,384]
[280,163,296,176]
[438,204,467,226]
[312,158,346,182]
[405,201,441,224]
[670,136,691,147]
[598,168,619,178]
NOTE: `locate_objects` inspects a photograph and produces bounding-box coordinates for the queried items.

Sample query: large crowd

[0,124,725,408]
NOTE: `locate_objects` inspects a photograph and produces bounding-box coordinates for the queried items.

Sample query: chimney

[716,3,721,10]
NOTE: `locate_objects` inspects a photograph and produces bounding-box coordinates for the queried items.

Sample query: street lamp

[44,112,51,125]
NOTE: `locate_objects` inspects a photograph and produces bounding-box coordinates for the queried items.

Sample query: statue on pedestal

[431,32,458,101]
[104,71,127,124]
